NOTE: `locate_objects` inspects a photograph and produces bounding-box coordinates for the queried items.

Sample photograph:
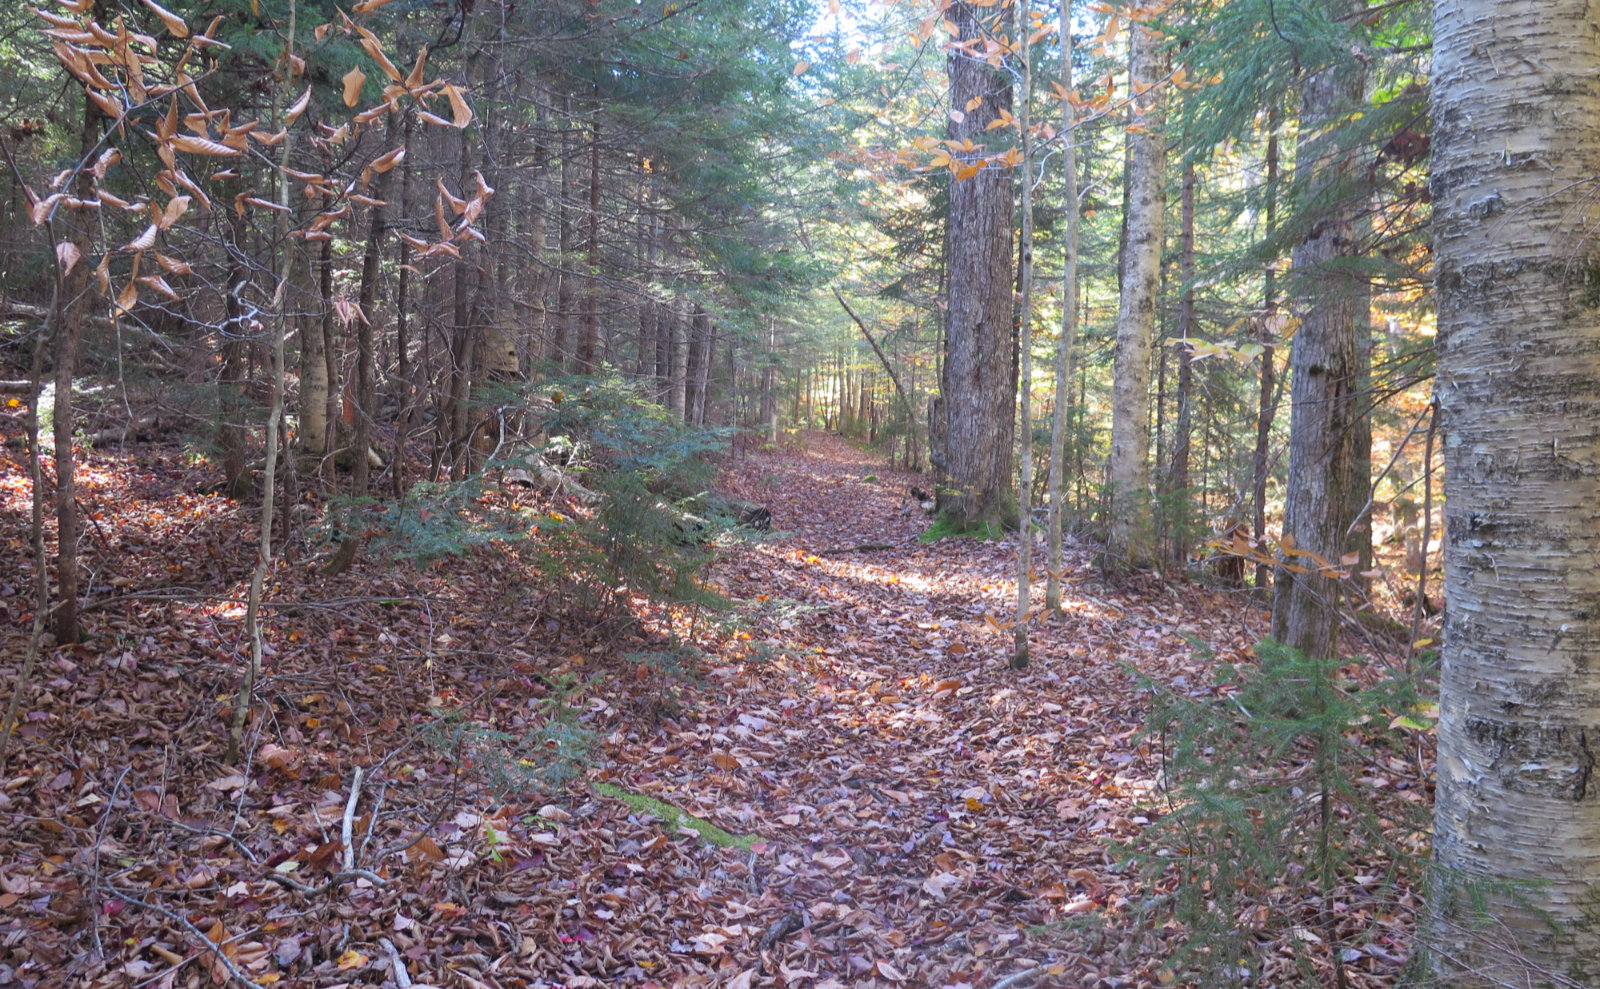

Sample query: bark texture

[1045,0,1080,612]
[1105,21,1166,571]
[1429,1,1600,982]
[938,0,1016,530]
[1271,0,1366,657]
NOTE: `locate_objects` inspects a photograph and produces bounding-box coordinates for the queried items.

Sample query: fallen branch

[817,542,897,556]
[990,965,1045,989]
[341,766,365,871]
[379,937,412,988]
[107,886,268,989]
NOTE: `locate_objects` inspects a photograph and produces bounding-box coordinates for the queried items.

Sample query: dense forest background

[2,0,1597,986]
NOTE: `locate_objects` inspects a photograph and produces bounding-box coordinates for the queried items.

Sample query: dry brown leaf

[341,66,367,107]
[140,0,188,36]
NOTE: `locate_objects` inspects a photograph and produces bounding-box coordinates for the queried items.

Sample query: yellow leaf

[342,66,367,107]
[965,95,982,111]
[335,949,369,971]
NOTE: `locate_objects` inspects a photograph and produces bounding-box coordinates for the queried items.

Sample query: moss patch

[919,514,1007,543]
[592,781,758,850]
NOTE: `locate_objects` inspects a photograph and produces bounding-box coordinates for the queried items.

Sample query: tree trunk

[1429,0,1600,981]
[1253,113,1281,592]
[580,120,601,370]
[1169,157,1196,566]
[938,0,1017,531]
[51,83,101,645]
[1045,0,1081,613]
[554,94,575,369]
[1013,18,1037,669]
[299,235,330,461]
[689,307,713,426]
[1105,20,1167,573]
[394,111,416,497]
[669,298,689,421]
[219,211,253,500]
[1271,0,1366,658]
[351,116,398,496]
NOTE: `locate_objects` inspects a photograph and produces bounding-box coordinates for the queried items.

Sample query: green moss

[919,514,1007,543]
[592,781,757,850]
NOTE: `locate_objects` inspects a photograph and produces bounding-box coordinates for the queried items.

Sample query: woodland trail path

[587,430,1273,988]
[0,430,1281,989]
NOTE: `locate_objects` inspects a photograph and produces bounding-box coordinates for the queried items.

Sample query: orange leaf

[141,0,189,37]
[404,45,429,90]
[115,279,139,314]
[442,82,472,127]
[369,146,405,173]
[341,66,367,107]
[125,224,158,252]
[284,86,311,125]
[172,134,243,156]
[360,36,402,83]
[55,241,81,274]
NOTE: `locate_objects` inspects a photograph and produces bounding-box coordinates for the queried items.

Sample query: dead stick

[831,287,914,419]
[341,766,364,871]
[990,966,1045,989]
[108,886,268,989]
[379,937,412,988]
[818,542,897,556]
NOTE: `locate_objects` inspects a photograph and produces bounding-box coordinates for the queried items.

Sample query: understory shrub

[1122,639,1435,987]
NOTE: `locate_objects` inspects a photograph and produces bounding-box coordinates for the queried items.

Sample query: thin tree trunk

[393,111,416,497]
[1105,19,1167,573]
[1253,113,1281,592]
[351,116,398,495]
[1013,18,1037,669]
[51,61,107,644]
[1169,157,1196,566]
[1045,0,1081,613]
[228,0,297,763]
[580,120,601,369]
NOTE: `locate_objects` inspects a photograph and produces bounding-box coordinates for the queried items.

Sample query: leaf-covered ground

[0,431,1418,988]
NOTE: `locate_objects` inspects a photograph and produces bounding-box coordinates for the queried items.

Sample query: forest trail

[599,429,1276,987]
[0,432,1301,989]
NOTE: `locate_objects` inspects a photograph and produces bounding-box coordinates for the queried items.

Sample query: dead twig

[341,766,364,871]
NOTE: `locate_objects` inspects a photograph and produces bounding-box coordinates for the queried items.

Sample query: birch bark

[1430,0,1600,981]
[1105,20,1165,572]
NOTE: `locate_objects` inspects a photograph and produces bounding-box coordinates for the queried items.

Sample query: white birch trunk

[1429,1,1600,982]
[1105,20,1165,572]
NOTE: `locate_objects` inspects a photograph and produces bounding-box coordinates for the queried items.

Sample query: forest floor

[0,429,1421,989]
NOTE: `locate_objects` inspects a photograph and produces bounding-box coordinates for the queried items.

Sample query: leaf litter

[0,431,1420,987]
